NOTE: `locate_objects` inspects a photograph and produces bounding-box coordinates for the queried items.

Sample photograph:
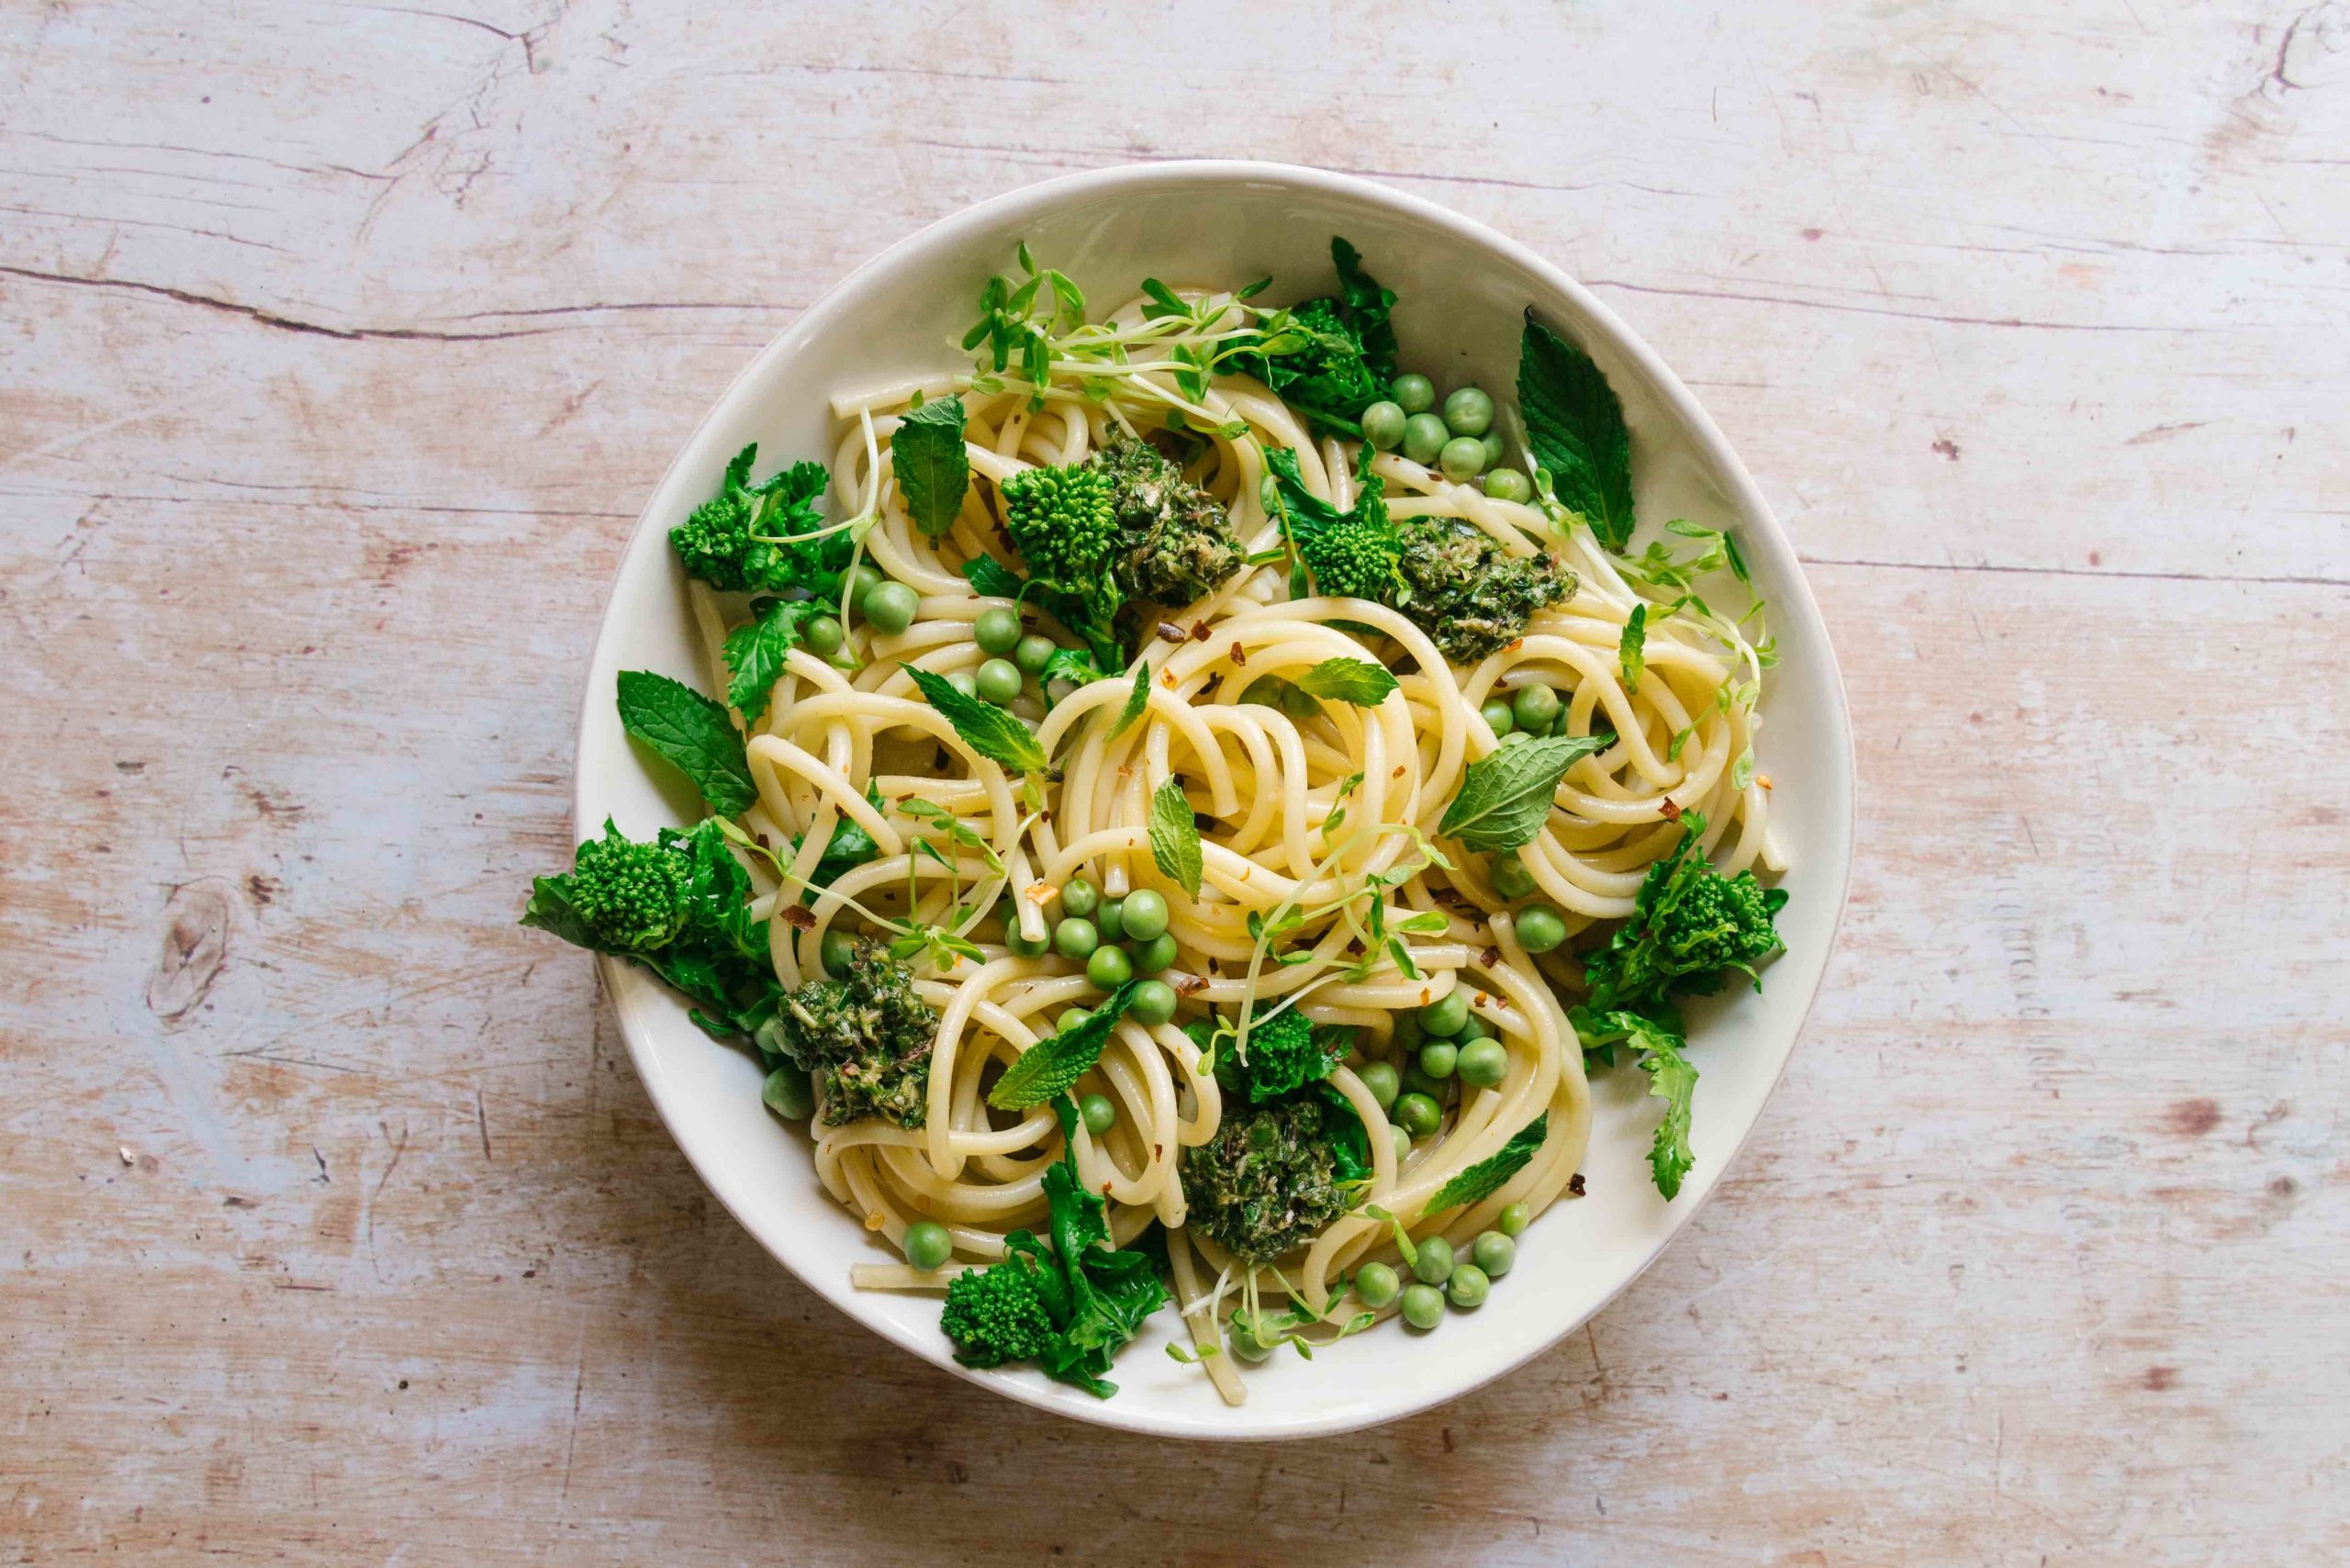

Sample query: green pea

[1454,1014,1489,1045]
[1013,633,1057,676]
[1410,1234,1455,1285]
[1120,889,1169,940]
[844,564,887,603]
[1417,991,1469,1038]
[1497,1202,1530,1236]
[973,606,1023,655]
[946,670,979,700]
[1360,400,1406,451]
[1391,373,1436,415]
[1442,386,1494,438]
[975,657,1024,706]
[1080,1092,1117,1136]
[1391,1012,1424,1053]
[1478,429,1505,471]
[1511,683,1561,732]
[1359,1060,1400,1110]
[1551,704,1574,737]
[761,1066,813,1120]
[1353,1260,1401,1309]
[1516,905,1567,955]
[1438,436,1486,483]
[1129,979,1178,1025]
[1132,933,1179,974]
[802,614,845,656]
[1086,945,1132,990]
[1401,412,1449,465]
[1058,878,1100,919]
[1481,699,1516,737]
[1400,1282,1446,1328]
[1004,922,1050,958]
[1457,1037,1508,1089]
[1057,1008,1093,1036]
[819,927,856,976]
[901,1219,953,1271]
[1483,466,1533,503]
[1491,854,1537,901]
[1498,731,1529,747]
[1278,679,1321,721]
[1097,897,1125,942]
[1227,1316,1277,1363]
[862,580,919,635]
[1402,1064,1448,1103]
[1472,1231,1515,1278]
[1393,1092,1441,1141]
[1054,917,1099,960]
[1446,1261,1490,1307]
[1390,1125,1411,1162]
[1417,1042,1458,1081]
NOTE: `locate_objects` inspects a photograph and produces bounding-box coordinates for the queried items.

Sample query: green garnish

[901,665,1051,778]
[1517,312,1635,551]
[722,598,832,722]
[891,394,970,537]
[1436,732,1615,855]
[988,979,1142,1109]
[1426,1114,1548,1213]
[614,669,757,817]
[1292,657,1398,707]
[1572,1009,1697,1197]
[1147,776,1203,899]
[1617,603,1647,695]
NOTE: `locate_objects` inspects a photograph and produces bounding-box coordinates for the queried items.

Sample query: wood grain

[3,1,2344,1562]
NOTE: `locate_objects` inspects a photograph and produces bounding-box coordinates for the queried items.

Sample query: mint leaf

[1148,776,1203,899]
[1437,732,1614,854]
[901,665,1050,777]
[1617,603,1646,695]
[615,670,756,817]
[1109,662,1151,739]
[893,395,969,537]
[988,979,1142,1108]
[962,554,1026,600]
[1427,1114,1548,1213]
[723,599,828,722]
[1292,656,1397,707]
[1519,311,1635,551]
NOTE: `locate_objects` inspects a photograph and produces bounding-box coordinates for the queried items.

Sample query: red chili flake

[1568,1172,1587,1197]
[1158,622,1189,645]
[1176,975,1210,996]
[1659,799,1684,822]
[1480,946,1502,969]
[779,905,816,930]
[1191,621,1212,643]
[1228,642,1247,666]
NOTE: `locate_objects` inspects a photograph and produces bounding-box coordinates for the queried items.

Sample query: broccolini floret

[770,938,939,1127]
[940,1252,1058,1368]
[670,443,845,597]
[1091,434,1245,610]
[565,820,691,952]
[1582,811,1788,1018]
[1224,1007,1350,1103]
[999,462,1120,601]
[1263,447,1406,603]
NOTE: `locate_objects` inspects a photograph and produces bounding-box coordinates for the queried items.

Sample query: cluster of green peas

[1349,1204,1530,1329]
[788,564,924,660]
[1358,374,1536,501]
[1354,989,1507,1158]
[959,602,1069,706]
[1006,874,1183,1018]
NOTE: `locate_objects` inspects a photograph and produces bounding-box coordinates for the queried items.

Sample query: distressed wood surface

[3,1,2345,1562]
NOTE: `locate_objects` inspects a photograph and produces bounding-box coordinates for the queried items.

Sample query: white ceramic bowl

[576,162,1855,1440]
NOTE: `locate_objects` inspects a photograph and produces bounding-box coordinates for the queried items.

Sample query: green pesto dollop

[1395,515,1576,663]
[1090,434,1246,611]
[1181,1094,1352,1260]
[771,938,939,1128]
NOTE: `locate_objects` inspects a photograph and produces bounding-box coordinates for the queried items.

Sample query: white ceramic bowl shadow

[576,161,1856,1441]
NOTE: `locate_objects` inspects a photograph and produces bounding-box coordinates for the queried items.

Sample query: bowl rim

[574,158,1858,1441]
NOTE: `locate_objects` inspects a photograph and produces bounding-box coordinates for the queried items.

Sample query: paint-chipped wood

[2,1,2344,1561]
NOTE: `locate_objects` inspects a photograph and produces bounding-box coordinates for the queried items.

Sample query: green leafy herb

[722,598,831,721]
[671,444,856,598]
[1572,1008,1697,1198]
[902,665,1051,777]
[1518,312,1635,551]
[1617,603,1648,695]
[1109,662,1151,740]
[1147,776,1203,899]
[1437,732,1615,854]
[1582,810,1788,1016]
[988,979,1143,1109]
[1292,657,1398,707]
[615,670,757,817]
[892,395,969,537]
[1426,1114,1550,1214]
[1231,237,1398,433]
[1263,447,1404,603]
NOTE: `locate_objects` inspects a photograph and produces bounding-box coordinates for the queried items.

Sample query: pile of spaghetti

[522,239,1789,1406]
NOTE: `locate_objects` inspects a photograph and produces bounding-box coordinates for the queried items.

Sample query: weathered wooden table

[5,2,2344,1562]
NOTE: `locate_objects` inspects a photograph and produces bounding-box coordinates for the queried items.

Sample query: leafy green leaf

[1519,311,1635,551]
[988,979,1142,1108]
[615,670,757,817]
[1426,1114,1549,1214]
[893,395,969,537]
[722,599,829,722]
[962,554,1026,600]
[1618,603,1647,695]
[1331,236,1399,386]
[901,665,1050,777]
[1147,776,1203,899]
[1437,732,1615,854]
[1109,662,1151,739]
[1292,656,1397,707]
[1571,1008,1698,1198]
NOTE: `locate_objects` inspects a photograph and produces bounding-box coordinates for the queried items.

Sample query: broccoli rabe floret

[1583,812,1788,1017]
[1181,1095,1353,1260]
[1225,1007,1349,1103]
[1393,514,1576,664]
[1232,238,1399,432]
[999,462,1120,601]
[940,1252,1058,1369]
[670,443,843,596]
[1263,447,1406,603]
[1091,435,1244,610]
[565,821,691,952]
[771,938,939,1127]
